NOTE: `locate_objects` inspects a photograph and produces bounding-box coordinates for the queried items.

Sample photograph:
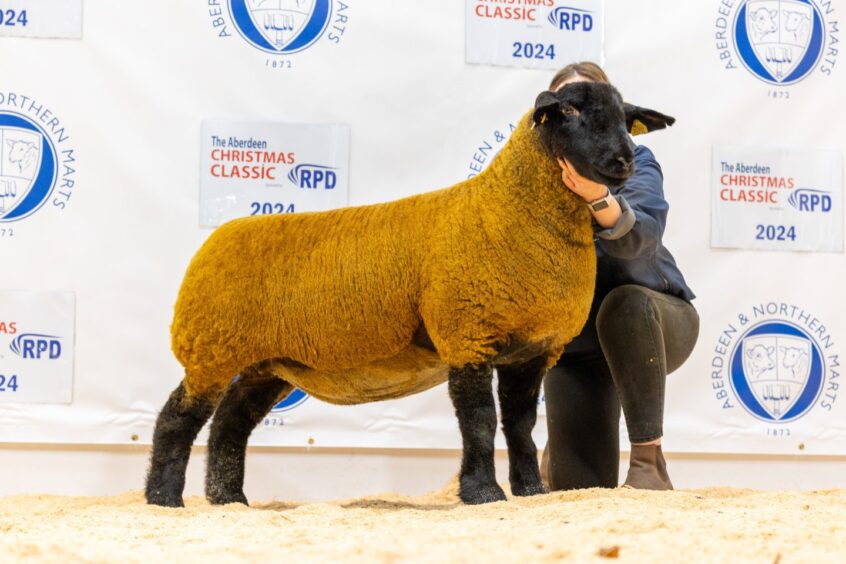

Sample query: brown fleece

[172,110,596,403]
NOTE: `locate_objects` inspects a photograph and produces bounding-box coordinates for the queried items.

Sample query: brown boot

[623,444,673,490]
[540,443,550,489]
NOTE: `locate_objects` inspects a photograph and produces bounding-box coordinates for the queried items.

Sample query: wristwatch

[587,189,614,213]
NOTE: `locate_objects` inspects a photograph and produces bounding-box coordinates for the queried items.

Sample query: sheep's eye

[561,106,580,117]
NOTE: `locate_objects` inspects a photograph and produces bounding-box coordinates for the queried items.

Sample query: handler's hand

[557,158,623,229]
[557,158,608,202]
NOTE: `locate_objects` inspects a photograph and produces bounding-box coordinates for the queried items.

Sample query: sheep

[5,139,38,173]
[781,346,808,380]
[144,81,675,508]
[784,11,811,42]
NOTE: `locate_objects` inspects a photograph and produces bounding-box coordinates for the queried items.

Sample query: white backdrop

[1,0,844,457]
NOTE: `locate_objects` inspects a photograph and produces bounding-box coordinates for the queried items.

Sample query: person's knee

[596,285,652,340]
[665,304,700,373]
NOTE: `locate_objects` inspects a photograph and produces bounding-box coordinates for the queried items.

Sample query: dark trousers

[543,284,699,490]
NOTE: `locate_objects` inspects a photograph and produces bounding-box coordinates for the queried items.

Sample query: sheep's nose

[617,156,634,171]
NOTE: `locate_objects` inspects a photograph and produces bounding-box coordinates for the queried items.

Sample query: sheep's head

[533,82,675,188]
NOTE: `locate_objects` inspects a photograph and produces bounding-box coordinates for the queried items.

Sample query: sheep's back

[171,191,449,377]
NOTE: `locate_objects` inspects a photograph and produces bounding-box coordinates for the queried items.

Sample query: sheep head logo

[749,7,778,40]
[744,344,776,379]
[6,139,38,174]
[229,0,332,54]
[732,321,822,422]
[784,10,812,41]
[533,82,674,189]
[736,0,824,84]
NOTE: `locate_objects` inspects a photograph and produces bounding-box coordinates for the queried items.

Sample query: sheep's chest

[422,221,597,369]
[501,239,596,347]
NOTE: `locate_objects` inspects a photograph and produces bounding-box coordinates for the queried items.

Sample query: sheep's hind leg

[496,356,548,497]
[145,380,221,507]
[448,364,507,504]
[206,362,293,505]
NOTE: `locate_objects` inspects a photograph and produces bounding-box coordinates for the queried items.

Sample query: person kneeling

[541,62,699,491]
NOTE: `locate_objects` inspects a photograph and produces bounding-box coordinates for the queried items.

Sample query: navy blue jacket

[569,145,695,350]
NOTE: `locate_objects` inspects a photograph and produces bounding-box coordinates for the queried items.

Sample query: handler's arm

[593,146,668,260]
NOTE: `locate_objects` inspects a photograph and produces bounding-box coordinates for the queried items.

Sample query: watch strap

[588,189,613,213]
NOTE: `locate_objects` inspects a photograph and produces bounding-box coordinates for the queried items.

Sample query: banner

[0,0,83,39]
[0,1,845,455]
[200,121,350,227]
[465,0,604,69]
[0,291,75,404]
[711,145,844,252]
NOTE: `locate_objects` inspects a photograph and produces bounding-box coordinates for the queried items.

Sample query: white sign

[0,291,75,404]
[465,0,604,70]
[199,120,350,227]
[700,301,843,455]
[0,0,83,39]
[711,146,844,252]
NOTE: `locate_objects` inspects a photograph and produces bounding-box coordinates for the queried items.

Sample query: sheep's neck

[482,113,591,236]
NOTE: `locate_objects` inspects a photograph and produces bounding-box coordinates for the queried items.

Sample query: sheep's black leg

[496,357,549,497]
[448,364,506,504]
[206,369,292,506]
[145,381,218,507]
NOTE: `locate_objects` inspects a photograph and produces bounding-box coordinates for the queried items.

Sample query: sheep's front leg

[448,364,507,504]
[496,357,548,497]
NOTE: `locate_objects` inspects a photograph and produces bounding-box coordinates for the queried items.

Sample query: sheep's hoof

[145,489,185,508]
[459,483,507,505]
[207,489,249,506]
[511,482,548,497]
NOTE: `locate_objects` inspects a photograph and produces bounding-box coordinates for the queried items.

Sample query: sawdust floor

[0,483,843,563]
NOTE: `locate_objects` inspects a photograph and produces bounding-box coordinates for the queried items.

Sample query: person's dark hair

[549,62,610,91]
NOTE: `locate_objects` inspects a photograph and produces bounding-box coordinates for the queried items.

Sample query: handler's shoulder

[634,144,657,162]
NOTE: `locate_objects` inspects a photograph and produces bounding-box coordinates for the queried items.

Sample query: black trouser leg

[596,285,699,443]
[448,364,506,504]
[544,351,621,490]
[496,357,548,497]
[544,286,699,490]
[206,368,292,505]
[146,381,218,507]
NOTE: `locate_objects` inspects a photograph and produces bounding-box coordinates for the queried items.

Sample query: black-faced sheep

[145,82,675,507]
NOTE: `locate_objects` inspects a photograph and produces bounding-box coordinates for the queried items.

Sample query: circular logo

[733,0,825,85]
[0,111,58,223]
[228,0,333,54]
[271,387,309,413]
[729,320,825,422]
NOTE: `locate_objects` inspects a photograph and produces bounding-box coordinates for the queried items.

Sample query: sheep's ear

[623,103,676,136]
[533,91,560,127]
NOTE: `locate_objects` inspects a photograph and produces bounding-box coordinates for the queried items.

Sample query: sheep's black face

[533,83,675,188]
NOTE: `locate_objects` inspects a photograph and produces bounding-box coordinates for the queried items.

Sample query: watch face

[591,199,610,212]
